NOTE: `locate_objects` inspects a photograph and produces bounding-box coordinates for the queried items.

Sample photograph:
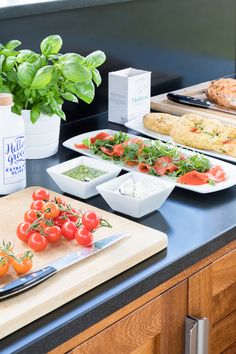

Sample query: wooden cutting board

[151,81,236,127]
[0,187,167,339]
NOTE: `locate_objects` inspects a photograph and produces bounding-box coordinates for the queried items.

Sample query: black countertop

[0,0,135,19]
[0,113,236,353]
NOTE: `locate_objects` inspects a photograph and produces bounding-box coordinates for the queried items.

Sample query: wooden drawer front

[70,281,187,354]
[189,248,236,354]
[212,309,236,354]
[212,248,236,323]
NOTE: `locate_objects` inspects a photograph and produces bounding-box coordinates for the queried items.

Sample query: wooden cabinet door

[188,248,236,354]
[70,281,187,354]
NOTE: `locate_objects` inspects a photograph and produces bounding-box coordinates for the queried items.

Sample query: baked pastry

[170,114,236,157]
[170,114,221,150]
[143,113,178,135]
[206,78,236,109]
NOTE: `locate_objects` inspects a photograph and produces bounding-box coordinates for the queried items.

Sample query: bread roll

[206,78,236,109]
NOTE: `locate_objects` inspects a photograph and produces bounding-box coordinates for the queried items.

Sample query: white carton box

[108,68,151,124]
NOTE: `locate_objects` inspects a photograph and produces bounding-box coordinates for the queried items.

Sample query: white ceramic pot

[22,110,61,159]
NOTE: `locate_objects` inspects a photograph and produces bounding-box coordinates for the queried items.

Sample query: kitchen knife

[167,92,236,115]
[0,233,128,300]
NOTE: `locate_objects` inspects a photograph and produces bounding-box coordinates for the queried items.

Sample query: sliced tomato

[74,143,89,149]
[138,163,151,173]
[178,171,209,185]
[100,146,114,156]
[113,144,124,157]
[205,166,226,183]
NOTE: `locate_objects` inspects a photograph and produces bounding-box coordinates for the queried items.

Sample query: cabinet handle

[185,316,209,354]
[185,317,198,354]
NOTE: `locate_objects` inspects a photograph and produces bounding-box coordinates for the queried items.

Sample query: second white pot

[22,110,61,159]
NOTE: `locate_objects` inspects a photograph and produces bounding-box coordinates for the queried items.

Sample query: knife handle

[167,92,212,108]
[0,266,57,300]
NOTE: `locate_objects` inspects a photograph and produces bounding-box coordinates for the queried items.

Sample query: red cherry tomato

[32,188,50,201]
[42,202,60,220]
[16,222,33,242]
[82,211,100,231]
[44,226,62,243]
[75,227,93,246]
[24,209,41,224]
[12,252,33,274]
[61,221,77,240]
[28,232,48,252]
[30,200,45,211]
[54,212,68,227]
[67,208,80,223]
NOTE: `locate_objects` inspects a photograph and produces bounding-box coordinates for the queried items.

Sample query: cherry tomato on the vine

[24,209,41,224]
[32,188,50,201]
[54,212,68,227]
[82,211,100,231]
[16,222,33,242]
[30,199,45,211]
[28,232,48,252]
[42,202,60,220]
[67,208,80,223]
[0,257,9,277]
[12,252,33,274]
[44,226,62,243]
[61,221,77,240]
[75,227,93,246]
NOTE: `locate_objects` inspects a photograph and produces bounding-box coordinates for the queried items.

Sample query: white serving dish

[63,129,236,194]
[96,172,175,218]
[47,156,122,199]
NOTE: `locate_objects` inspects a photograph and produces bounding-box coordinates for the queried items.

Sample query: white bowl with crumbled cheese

[96,172,175,218]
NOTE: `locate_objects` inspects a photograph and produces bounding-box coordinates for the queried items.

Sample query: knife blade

[0,233,128,300]
[167,92,236,115]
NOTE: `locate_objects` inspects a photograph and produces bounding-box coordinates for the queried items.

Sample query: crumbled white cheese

[118,177,163,199]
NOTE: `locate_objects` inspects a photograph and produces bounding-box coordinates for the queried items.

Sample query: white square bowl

[47,156,122,199]
[96,172,175,218]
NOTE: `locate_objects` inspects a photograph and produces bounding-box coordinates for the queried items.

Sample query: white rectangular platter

[125,116,236,164]
[63,129,236,194]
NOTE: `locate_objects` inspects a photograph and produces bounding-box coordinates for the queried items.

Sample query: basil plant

[0,35,106,123]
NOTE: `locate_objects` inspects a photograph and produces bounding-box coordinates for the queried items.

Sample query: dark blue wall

[0,0,235,121]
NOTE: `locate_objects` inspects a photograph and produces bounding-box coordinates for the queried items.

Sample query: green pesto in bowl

[63,164,107,182]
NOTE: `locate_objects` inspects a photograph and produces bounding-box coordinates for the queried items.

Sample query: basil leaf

[92,68,101,87]
[0,84,10,93]
[40,35,62,55]
[31,65,53,89]
[2,56,16,71]
[86,50,106,68]
[59,53,85,65]
[0,49,18,57]
[61,92,78,103]
[74,80,95,104]
[5,40,21,50]
[30,105,41,123]
[17,50,38,64]
[18,62,36,87]
[62,60,92,82]
[0,55,5,72]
